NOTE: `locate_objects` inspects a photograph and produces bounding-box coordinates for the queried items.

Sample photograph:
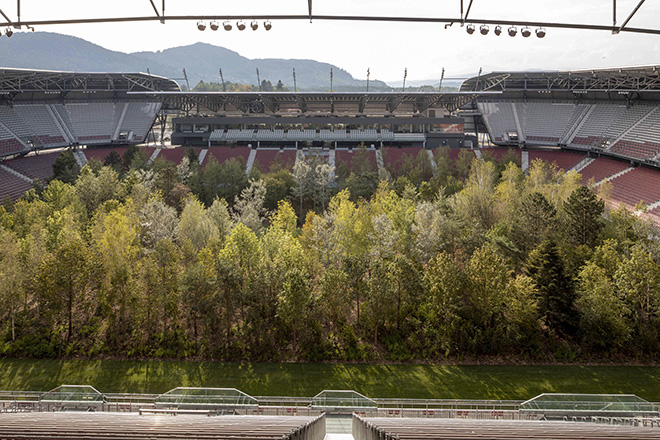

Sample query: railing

[0,389,657,417]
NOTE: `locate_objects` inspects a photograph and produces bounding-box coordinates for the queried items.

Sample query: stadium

[4,1,660,439]
[1,65,660,219]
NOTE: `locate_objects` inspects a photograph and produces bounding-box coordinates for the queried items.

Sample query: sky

[2,0,660,84]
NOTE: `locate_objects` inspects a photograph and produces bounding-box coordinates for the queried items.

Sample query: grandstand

[352,415,660,440]
[3,66,660,216]
[0,413,326,440]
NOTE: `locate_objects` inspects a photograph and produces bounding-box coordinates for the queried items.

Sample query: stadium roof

[461,65,660,93]
[129,90,501,114]
[0,68,181,93]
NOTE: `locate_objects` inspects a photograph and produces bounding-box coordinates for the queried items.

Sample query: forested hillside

[0,147,659,363]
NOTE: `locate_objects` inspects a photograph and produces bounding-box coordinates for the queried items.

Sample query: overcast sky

[3,0,660,83]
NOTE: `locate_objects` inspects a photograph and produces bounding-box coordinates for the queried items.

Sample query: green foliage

[51,150,80,184]
[2,151,660,363]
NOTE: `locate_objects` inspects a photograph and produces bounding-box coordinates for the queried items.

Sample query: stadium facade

[2,66,660,212]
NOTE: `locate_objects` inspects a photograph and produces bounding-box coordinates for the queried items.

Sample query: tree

[563,186,604,247]
[137,193,178,250]
[232,179,268,232]
[0,229,24,341]
[576,262,631,351]
[614,245,660,348]
[292,159,312,216]
[75,165,125,215]
[36,236,92,343]
[51,150,80,184]
[524,240,577,337]
[179,198,219,252]
[516,191,557,253]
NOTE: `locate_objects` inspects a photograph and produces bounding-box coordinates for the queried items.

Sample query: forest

[0,145,659,363]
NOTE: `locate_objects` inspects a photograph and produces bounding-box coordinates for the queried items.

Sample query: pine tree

[524,239,577,337]
[563,186,604,247]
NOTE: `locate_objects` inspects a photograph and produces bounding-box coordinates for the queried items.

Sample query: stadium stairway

[246,149,258,174]
[571,157,594,173]
[198,148,208,166]
[593,166,635,187]
[375,149,384,172]
[73,150,87,167]
[426,150,438,177]
[325,414,353,440]
[521,150,529,172]
[0,163,32,183]
[147,148,161,166]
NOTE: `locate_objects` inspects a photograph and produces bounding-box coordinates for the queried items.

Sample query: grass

[1,359,660,401]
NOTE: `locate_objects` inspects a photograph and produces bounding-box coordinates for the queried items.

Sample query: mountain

[0,32,390,91]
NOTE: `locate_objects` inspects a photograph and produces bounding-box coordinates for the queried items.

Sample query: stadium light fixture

[521,27,532,37]
[210,21,219,31]
[264,21,272,31]
[251,20,259,31]
[494,25,502,36]
[466,24,475,34]
[480,24,489,35]
[508,26,517,36]
[197,21,206,31]
[536,27,546,38]
[237,20,246,31]
[5,28,13,37]
[223,21,232,31]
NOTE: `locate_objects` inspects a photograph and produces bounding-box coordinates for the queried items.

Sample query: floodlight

[480,25,489,35]
[223,21,232,31]
[251,20,258,31]
[508,26,517,36]
[210,21,219,31]
[521,27,531,37]
[536,27,546,38]
[237,20,246,31]
[5,28,13,37]
[197,21,206,31]
[466,24,475,34]
[264,21,272,31]
[494,25,502,36]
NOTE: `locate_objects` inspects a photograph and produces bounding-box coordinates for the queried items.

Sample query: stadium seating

[203,146,251,167]
[4,151,59,183]
[478,101,518,142]
[119,102,162,142]
[609,166,660,208]
[579,157,632,185]
[66,103,116,144]
[349,129,379,142]
[380,129,396,141]
[253,149,297,172]
[479,147,521,162]
[12,105,66,147]
[287,129,317,141]
[0,166,33,201]
[0,413,326,440]
[158,147,202,165]
[335,148,378,170]
[353,416,660,440]
[570,104,627,148]
[382,147,424,174]
[84,146,130,163]
[226,129,255,141]
[0,124,25,156]
[255,129,286,141]
[528,149,585,171]
[516,102,586,145]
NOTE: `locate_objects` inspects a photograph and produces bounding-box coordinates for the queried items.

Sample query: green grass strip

[1,359,659,401]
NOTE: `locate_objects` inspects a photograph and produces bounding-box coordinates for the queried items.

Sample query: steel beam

[2,14,660,36]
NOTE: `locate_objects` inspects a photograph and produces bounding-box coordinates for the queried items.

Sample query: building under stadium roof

[3,66,660,217]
